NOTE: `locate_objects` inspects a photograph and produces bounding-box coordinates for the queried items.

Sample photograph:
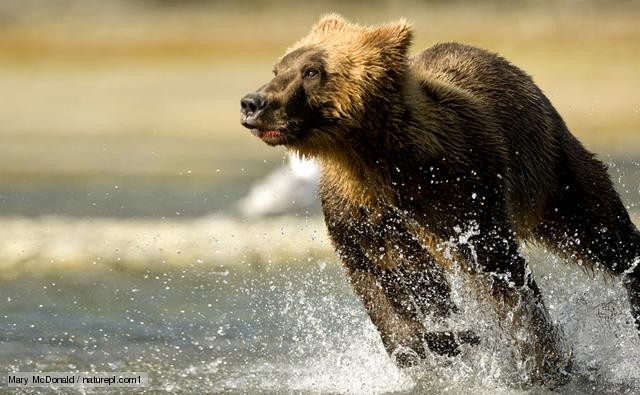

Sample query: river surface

[1,159,640,393]
[2,248,640,394]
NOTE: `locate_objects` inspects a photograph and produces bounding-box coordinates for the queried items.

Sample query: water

[1,239,640,394]
[1,158,639,393]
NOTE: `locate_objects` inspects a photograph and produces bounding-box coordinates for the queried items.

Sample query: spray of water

[212,235,640,394]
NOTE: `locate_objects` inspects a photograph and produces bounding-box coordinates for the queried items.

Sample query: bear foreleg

[326,214,479,367]
[347,265,479,367]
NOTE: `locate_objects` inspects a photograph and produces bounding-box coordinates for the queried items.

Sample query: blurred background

[1,1,640,392]
[1,0,639,218]
[1,0,639,267]
[2,0,639,271]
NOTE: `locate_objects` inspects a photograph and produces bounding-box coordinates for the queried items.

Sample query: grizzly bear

[240,14,640,386]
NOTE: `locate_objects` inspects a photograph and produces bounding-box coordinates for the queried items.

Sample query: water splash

[2,215,640,393]
[198,245,640,394]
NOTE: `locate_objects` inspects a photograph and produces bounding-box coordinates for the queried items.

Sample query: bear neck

[316,74,444,209]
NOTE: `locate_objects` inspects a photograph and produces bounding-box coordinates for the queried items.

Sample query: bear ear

[312,13,348,33]
[364,19,413,58]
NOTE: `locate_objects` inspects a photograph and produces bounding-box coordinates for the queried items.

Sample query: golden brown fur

[240,14,640,387]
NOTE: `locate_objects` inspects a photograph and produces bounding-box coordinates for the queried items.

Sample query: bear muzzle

[240,92,296,146]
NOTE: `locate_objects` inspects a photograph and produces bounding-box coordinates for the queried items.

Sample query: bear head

[240,14,413,155]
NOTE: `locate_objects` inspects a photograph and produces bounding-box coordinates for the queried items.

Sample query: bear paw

[423,330,480,357]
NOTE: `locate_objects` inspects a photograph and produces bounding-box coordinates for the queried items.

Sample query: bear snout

[240,92,267,127]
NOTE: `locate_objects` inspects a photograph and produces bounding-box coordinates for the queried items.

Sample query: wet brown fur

[241,14,640,386]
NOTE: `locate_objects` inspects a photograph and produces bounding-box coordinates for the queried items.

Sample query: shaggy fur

[240,14,640,386]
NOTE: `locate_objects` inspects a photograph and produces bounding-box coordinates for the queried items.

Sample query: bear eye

[303,68,319,80]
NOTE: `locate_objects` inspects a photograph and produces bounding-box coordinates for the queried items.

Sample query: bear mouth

[247,119,304,146]
[241,116,305,146]
[251,127,291,146]
[256,128,285,144]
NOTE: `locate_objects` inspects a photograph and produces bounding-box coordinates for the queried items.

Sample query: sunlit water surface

[1,250,640,394]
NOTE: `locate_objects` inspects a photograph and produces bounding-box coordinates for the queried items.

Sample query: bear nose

[240,92,267,116]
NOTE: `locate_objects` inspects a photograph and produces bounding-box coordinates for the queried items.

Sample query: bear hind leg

[469,225,573,387]
[534,179,640,333]
[624,266,640,332]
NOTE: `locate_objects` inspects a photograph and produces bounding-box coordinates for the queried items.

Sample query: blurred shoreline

[2,212,639,278]
[0,215,332,277]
